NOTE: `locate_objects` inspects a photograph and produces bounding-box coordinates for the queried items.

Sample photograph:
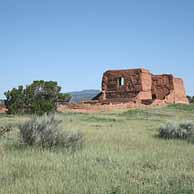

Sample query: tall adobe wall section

[101,69,152,102]
[96,68,188,105]
[151,74,188,104]
[151,74,174,101]
[136,69,152,100]
[173,78,188,104]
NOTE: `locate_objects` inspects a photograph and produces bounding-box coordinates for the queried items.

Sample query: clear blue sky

[0,0,194,98]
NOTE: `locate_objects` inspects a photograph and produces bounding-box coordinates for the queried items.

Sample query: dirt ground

[57,100,167,113]
[0,101,167,114]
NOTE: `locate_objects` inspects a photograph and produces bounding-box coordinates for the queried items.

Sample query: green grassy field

[1,104,194,194]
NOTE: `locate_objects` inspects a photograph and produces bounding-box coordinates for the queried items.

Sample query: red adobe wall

[136,69,152,100]
[101,69,152,102]
[173,78,189,104]
[151,75,188,104]
[96,68,188,105]
[151,74,174,100]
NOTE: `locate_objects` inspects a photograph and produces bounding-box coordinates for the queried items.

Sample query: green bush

[5,80,71,115]
[19,114,83,149]
[159,121,194,140]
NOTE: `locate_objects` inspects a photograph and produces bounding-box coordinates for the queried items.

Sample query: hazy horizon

[1,0,194,98]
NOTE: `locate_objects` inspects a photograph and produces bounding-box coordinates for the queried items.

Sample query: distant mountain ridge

[69,90,100,103]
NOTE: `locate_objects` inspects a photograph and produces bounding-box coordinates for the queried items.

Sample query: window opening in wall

[118,77,125,87]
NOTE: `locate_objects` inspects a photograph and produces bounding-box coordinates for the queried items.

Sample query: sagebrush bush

[0,124,13,137]
[19,114,83,148]
[159,121,194,140]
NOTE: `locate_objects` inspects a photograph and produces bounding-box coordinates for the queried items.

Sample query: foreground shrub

[19,114,83,149]
[0,124,13,137]
[159,121,194,140]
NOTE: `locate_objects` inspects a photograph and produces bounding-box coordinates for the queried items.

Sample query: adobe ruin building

[94,68,188,105]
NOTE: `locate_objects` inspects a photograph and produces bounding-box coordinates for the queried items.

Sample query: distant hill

[69,90,100,103]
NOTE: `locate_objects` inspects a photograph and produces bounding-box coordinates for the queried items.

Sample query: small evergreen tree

[4,86,25,114]
[4,80,71,115]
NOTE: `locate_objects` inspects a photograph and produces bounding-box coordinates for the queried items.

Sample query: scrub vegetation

[0,104,194,194]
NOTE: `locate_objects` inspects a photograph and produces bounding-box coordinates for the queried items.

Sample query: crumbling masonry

[94,68,188,105]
